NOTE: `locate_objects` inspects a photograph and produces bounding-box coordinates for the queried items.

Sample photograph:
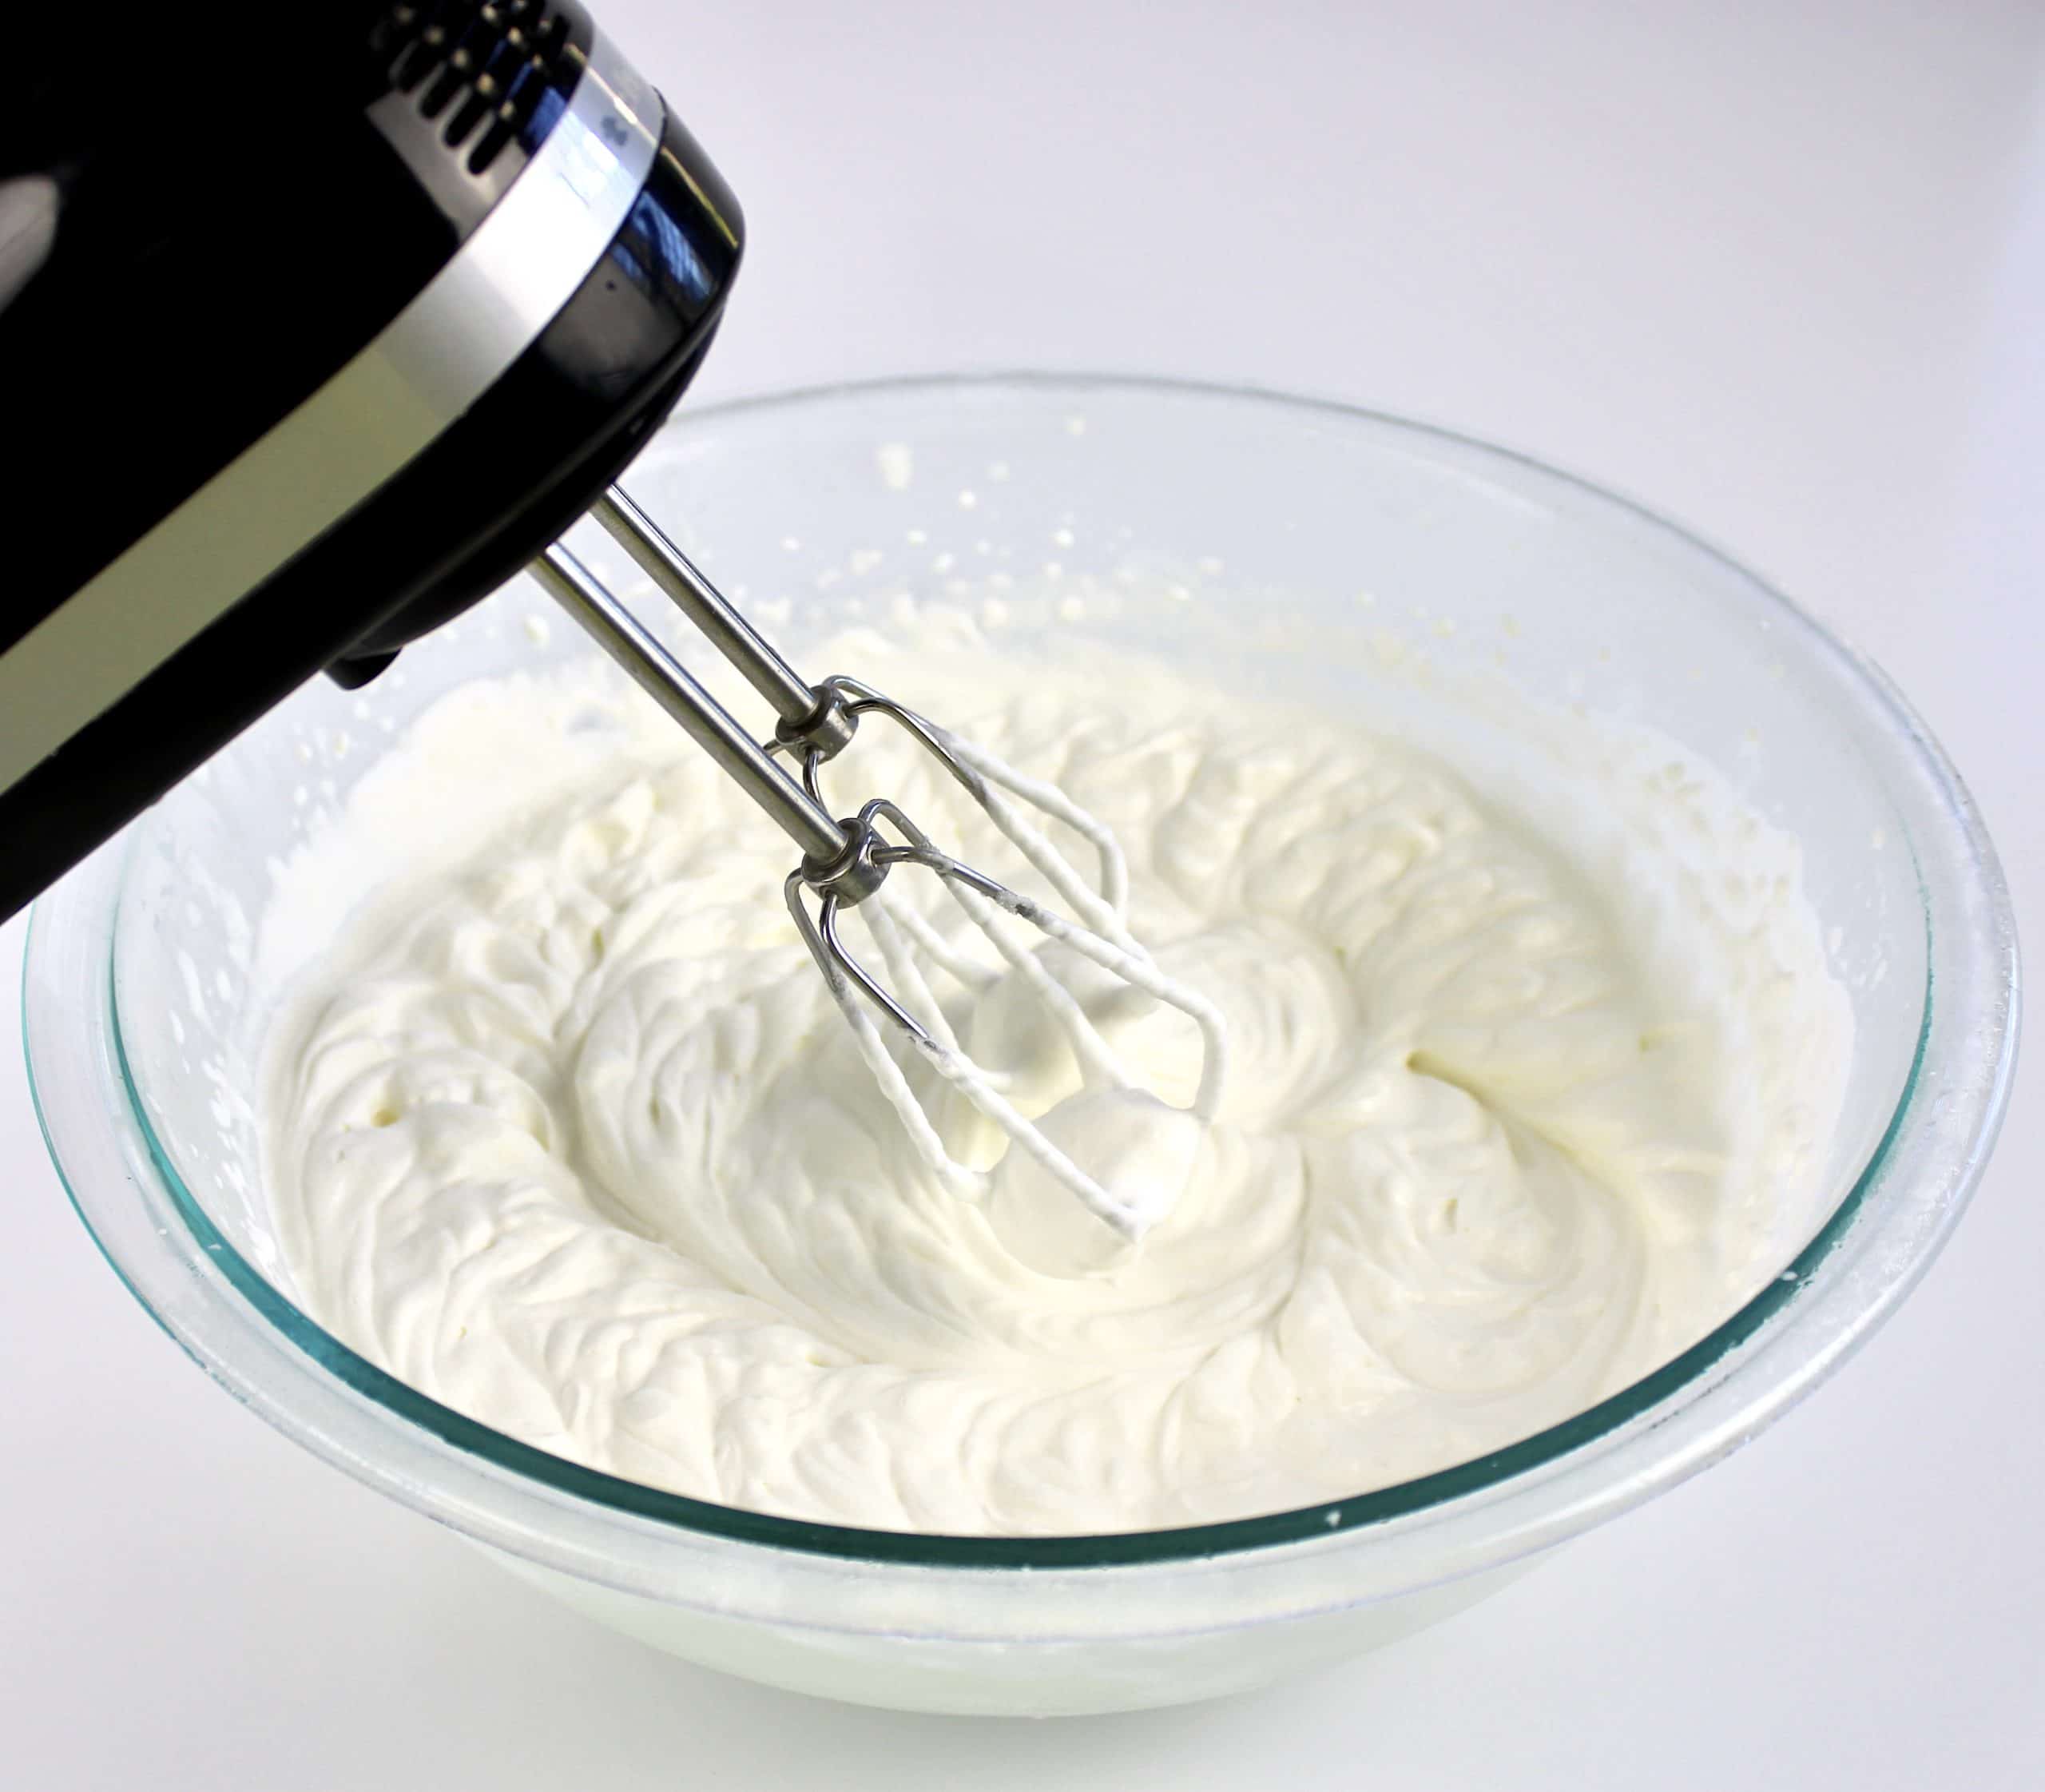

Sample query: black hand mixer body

[0,2,743,919]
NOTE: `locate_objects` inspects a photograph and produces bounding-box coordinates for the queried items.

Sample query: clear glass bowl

[25,375,2019,1715]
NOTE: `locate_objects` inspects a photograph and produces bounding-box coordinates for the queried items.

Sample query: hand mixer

[0,1,1222,1237]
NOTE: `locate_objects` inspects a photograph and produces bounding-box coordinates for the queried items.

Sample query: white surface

[3,2,2039,1785]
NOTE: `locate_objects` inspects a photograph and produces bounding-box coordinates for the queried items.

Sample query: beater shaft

[530,542,852,870]
[590,487,848,752]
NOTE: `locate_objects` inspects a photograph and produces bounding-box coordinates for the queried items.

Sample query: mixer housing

[0,1,744,917]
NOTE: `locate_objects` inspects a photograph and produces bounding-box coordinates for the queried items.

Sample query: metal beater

[530,487,1227,1241]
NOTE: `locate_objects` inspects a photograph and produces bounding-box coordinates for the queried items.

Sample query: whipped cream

[260,607,1848,1534]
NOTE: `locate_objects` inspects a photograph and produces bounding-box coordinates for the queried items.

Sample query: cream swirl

[263,616,1844,1534]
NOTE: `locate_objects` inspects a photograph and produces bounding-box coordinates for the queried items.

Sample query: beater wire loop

[554,484,1228,1238]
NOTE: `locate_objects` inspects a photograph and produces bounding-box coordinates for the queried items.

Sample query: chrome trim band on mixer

[0,32,663,797]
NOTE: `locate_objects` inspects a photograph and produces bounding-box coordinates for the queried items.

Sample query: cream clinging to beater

[534,489,1229,1237]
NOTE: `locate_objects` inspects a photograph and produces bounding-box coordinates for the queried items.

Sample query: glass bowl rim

[25,370,2021,1579]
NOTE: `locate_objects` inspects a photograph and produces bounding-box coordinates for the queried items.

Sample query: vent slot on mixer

[371,1,574,175]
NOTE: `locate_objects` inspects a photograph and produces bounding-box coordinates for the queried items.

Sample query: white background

[4,2,2040,1786]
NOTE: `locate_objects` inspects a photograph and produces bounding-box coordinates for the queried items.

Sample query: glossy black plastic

[0,3,743,919]
[0,3,601,649]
